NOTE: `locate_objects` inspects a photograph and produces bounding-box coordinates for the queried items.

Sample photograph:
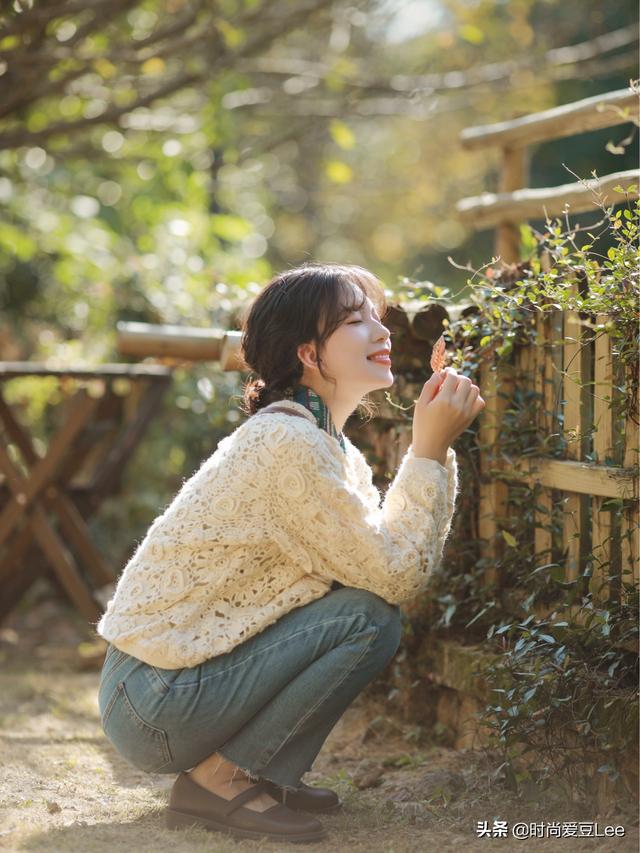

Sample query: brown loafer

[262,779,343,813]
[165,772,327,843]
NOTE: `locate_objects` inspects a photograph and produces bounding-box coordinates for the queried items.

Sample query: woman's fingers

[438,367,459,396]
[470,393,485,419]
[432,366,484,421]
[452,373,473,406]
[419,370,445,404]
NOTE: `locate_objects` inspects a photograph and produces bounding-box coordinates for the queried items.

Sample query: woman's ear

[297,342,318,370]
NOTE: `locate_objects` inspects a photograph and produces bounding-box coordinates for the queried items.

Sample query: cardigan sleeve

[351,439,458,539]
[265,425,459,605]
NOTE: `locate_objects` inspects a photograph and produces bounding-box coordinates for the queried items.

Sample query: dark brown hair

[239,262,388,419]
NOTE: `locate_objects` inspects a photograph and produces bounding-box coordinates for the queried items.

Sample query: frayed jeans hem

[214,746,302,795]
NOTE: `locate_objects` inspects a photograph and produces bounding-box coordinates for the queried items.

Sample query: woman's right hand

[412,367,485,461]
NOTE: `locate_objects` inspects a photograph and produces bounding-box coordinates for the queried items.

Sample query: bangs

[335,277,367,320]
[318,265,388,340]
[341,266,387,317]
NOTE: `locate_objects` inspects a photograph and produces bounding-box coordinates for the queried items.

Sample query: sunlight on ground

[1,654,636,853]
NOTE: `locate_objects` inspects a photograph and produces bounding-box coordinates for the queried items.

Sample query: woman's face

[316,283,393,396]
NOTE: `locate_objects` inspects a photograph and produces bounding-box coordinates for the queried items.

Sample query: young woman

[96,262,484,843]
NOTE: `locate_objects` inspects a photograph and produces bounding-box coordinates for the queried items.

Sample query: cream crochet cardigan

[97,400,459,668]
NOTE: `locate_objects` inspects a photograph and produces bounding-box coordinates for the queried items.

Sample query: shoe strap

[222,779,269,816]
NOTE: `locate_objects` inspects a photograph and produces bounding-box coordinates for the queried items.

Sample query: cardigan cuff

[406,443,454,474]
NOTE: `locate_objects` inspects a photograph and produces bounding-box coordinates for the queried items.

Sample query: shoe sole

[296,800,343,814]
[165,807,327,843]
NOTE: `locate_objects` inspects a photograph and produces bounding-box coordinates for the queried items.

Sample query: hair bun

[247,378,266,400]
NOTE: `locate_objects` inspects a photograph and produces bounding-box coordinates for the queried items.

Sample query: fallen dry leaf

[430,334,447,372]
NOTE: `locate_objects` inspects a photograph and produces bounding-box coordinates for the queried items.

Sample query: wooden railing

[457,87,640,262]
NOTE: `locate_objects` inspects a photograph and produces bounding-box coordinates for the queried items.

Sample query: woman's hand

[412,366,485,461]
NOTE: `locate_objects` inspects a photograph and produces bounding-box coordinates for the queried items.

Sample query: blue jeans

[98,587,402,792]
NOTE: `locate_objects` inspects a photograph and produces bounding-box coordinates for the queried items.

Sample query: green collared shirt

[291,384,346,454]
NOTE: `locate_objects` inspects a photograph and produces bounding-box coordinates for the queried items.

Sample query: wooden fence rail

[456,86,640,262]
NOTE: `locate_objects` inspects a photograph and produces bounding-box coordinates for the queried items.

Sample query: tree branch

[0,70,204,149]
[0,0,115,40]
[235,24,639,96]
[0,0,337,150]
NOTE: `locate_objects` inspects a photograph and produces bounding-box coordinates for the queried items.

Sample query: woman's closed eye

[346,306,383,325]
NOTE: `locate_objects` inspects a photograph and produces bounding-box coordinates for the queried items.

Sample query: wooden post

[561,283,586,584]
[591,315,615,602]
[547,307,564,572]
[621,361,639,598]
[516,335,536,569]
[495,146,527,264]
[532,301,554,565]
[477,345,510,585]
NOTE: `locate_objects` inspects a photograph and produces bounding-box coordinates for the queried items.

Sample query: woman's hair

[239,262,388,419]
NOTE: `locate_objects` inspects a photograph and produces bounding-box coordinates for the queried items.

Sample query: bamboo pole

[220,331,246,371]
[116,321,226,361]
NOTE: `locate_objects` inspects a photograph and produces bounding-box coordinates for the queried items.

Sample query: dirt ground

[0,589,637,852]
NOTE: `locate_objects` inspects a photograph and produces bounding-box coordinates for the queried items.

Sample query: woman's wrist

[412,443,449,466]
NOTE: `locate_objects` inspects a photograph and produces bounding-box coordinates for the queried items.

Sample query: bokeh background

[1,0,638,567]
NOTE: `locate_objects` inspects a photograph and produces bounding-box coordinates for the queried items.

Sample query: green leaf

[502,530,517,547]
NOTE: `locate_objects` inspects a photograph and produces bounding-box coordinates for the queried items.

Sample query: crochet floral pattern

[97,400,459,668]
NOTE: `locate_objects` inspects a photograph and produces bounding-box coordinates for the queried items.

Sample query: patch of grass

[381,751,431,769]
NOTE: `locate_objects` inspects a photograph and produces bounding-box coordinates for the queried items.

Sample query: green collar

[291,384,346,454]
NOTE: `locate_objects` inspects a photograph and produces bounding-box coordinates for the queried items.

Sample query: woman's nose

[374,323,391,345]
